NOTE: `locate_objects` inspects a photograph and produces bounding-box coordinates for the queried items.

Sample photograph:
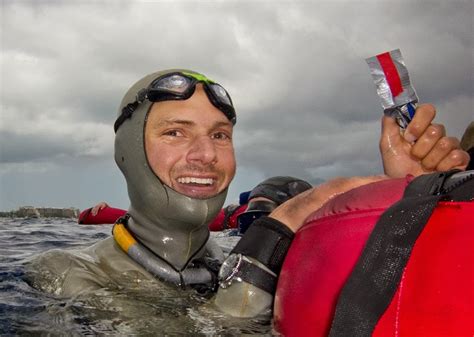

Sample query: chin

[171,186,221,200]
[187,190,222,200]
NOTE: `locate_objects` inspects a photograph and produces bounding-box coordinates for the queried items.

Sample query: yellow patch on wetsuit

[113,223,137,253]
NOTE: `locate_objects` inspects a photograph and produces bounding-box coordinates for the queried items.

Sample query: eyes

[161,129,232,142]
[162,130,182,137]
[211,131,232,141]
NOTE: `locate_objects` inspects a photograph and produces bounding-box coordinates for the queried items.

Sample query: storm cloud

[1,1,472,210]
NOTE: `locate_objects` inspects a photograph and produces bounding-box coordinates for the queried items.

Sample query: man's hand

[380,104,470,178]
[91,202,109,216]
[269,176,386,233]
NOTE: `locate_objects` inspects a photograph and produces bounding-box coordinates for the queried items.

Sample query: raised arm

[214,175,387,317]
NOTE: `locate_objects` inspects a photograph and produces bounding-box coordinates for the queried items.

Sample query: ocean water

[0,217,272,336]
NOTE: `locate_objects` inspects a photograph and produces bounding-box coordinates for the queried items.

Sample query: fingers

[404,103,436,143]
[435,148,470,172]
[91,206,100,216]
[413,134,470,171]
[91,202,108,216]
[410,123,470,171]
[410,123,446,161]
[403,103,469,171]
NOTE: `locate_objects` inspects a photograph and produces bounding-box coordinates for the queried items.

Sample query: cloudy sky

[1,0,472,211]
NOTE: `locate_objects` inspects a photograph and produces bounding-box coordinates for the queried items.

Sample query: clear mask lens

[152,74,191,94]
[210,83,231,106]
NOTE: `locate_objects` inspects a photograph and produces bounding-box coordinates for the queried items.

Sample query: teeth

[177,177,214,185]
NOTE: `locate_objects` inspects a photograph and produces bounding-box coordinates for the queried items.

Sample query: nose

[186,135,217,165]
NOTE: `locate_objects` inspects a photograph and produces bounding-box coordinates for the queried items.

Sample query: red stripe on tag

[377,52,403,97]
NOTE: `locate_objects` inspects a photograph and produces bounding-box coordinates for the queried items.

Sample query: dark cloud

[0,131,71,163]
[0,127,112,164]
[1,0,472,210]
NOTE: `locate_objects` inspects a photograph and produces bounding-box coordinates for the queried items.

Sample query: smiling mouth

[177,177,215,186]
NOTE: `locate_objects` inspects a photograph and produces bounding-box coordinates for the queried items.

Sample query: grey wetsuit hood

[114,69,228,271]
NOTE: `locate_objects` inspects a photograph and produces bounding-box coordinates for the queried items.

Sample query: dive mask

[237,200,278,234]
[114,71,236,132]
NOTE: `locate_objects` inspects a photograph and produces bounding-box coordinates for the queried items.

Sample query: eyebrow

[155,119,233,129]
[212,121,234,129]
[156,119,195,127]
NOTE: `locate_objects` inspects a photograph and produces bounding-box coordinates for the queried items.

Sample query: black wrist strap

[235,257,277,294]
[231,216,294,275]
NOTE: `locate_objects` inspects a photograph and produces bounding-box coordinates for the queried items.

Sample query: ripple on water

[0,218,272,335]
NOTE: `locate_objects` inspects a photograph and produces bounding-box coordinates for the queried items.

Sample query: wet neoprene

[231,216,295,276]
[114,69,230,271]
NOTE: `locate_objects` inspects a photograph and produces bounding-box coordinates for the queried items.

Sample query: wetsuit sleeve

[25,249,109,297]
[214,217,293,317]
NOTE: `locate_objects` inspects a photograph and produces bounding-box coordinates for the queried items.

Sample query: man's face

[145,84,236,199]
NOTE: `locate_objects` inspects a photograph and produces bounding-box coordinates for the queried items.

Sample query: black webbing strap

[329,170,462,337]
[114,101,139,133]
[231,216,294,275]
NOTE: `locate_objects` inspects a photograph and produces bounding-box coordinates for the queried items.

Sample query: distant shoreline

[0,206,80,219]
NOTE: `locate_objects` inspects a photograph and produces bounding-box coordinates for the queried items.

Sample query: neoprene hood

[114,69,230,271]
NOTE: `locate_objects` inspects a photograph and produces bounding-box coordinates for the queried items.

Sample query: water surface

[0,217,272,335]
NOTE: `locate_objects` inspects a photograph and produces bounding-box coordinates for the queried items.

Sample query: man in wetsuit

[27,69,470,318]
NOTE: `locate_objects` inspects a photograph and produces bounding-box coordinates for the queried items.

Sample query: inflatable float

[78,206,127,225]
[78,203,245,231]
[275,172,474,336]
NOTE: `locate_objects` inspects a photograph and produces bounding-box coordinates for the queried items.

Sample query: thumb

[380,116,402,152]
[381,115,400,139]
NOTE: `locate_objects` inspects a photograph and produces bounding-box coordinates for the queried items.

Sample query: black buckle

[114,102,139,133]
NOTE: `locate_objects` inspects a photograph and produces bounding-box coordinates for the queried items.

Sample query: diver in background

[235,176,312,234]
[27,69,470,318]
